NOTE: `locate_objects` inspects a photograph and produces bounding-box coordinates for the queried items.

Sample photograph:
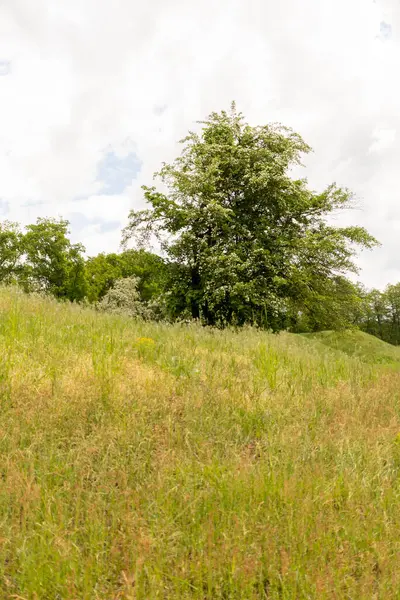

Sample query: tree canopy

[123,103,378,329]
[22,218,87,301]
[0,221,24,283]
[85,249,167,304]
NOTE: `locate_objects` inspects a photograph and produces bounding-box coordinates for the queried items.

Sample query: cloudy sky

[0,0,398,288]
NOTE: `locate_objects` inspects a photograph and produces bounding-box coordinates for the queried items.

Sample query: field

[1,288,400,598]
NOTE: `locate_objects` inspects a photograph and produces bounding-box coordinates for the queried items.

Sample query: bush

[97,276,153,319]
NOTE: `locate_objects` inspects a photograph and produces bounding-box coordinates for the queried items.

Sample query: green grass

[302,329,400,365]
[1,288,400,598]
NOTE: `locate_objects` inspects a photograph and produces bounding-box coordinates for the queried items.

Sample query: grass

[0,288,400,598]
[302,329,400,366]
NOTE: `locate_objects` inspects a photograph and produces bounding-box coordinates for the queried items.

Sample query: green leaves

[0,221,24,283]
[0,215,168,313]
[0,218,88,302]
[22,218,87,301]
[97,276,153,319]
[85,249,167,304]
[356,284,400,345]
[123,104,378,329]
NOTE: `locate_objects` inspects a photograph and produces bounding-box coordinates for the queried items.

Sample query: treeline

[0,216,397,341]
[1,104,396,341]
[354,284,400,345]
[0,217,166,307]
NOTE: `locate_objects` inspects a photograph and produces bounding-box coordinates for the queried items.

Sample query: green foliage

[385,283,400,344]
[21,218,87,301]
[124,103,378,328]
[0,215,167,310]
[355,283,400,345]
[85,252,124,302]
[291,276,364,333]
[97,276,153,319]
[120,249,167,302]
[85,249,167,303]
[0,221,24,283]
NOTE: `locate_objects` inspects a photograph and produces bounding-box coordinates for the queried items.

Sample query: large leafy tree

[125,104,377,327]
[22,218,87,301]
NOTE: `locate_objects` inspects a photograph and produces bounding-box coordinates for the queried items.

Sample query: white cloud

[368,128,396,153]
[0,0,399,286]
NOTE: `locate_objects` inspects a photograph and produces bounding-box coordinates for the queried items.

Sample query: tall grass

[0,287,399,598]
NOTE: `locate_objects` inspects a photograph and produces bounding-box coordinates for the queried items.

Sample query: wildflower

[135,337,155,345]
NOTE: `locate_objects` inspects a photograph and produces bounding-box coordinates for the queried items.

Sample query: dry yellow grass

[0,287,400,598]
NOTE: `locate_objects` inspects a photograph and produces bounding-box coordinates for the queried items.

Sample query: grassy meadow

[1,287,400,598]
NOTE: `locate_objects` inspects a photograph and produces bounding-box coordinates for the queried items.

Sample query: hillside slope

[0,288,399,598]
[302,329,400,365]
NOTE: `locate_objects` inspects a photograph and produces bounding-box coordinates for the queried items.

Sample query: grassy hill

[302,329,400,366]
[0,288,400,598]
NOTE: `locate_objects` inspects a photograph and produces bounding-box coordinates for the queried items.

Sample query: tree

[22,218,87,301]
[0,221,24,283]
[85,252,124,303]
[357,284,400,345]
[384,283,400,344]
[118,249,167,302]
[85,249,167,303]
[64,244,88,302]
[364,289,388,340]
[123,103,378,328]
[291,276,364,333]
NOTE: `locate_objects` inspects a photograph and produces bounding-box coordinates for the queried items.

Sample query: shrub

[97,276,152,319]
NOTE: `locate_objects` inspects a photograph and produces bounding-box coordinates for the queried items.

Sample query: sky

[0,0,398,289]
